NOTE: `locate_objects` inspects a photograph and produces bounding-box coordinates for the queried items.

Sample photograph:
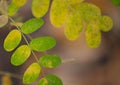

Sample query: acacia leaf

[7,2,20,16]
[12,0,27,7]
[11,45,31,66]
[30,37,56,52]
[39,55,62,68]
[21,18,44,34]
[38,74,63,85]
[4,30,22,52]
[23,63,41,84]
[32,0,50,18]
[50,0,68,27]
[64,11,83,40]
[0,15,8,28]
[85,21,101,48]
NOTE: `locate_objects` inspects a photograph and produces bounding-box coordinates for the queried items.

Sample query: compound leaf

[32,0,50,18]
[23,63,41,84]
[39,55,62,68]
[0,15,8,28]
[7,2,20,16]
[21,18,44,34]
[85,21,101,48]
[30,37,56,52]
[12,0,27,7]
[38,74,63,85]
[50,0,68,27]
[4,30,22,52]
[11,45,31,66]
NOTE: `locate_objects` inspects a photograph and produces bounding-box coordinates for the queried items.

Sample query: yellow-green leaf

[64,11,83,40]
[32,0,50,18]
[23,63,41,84]
[85,21,101,48]
[39,55,62,68]
[99,16,113,32]
[11,45,31,66]
[50,0,68,27]
[30,37,56,52]
[38,74,63,85]
[75,3,101,23]
[21,18,44,34]
[66,0,84,5]
[12,0,27,7]
[0,15,8,28]
[4,30,22,52]
[7,2,20,16]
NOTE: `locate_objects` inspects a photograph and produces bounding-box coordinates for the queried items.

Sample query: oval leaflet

[21,18,44,34]
[39,55,62,68]
[4,30,22,52]
[11,45,31,66]
[30,37,56,52]
[23,63,41,84]
[38,74,63,85]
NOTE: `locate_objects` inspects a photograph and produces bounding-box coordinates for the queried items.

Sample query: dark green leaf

[4,30,22,52]
[111,0,120,6]
[38,74,63,85]
[32,0,50,18]
[30,37,56,52]
[7,2,20,16]
[11,45,31,66]
[0,15,8,28]
[39,55,62,68]
[23,63,41,84]
[21,18,44,34]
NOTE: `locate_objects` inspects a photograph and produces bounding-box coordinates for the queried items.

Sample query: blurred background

[0,0,120,85]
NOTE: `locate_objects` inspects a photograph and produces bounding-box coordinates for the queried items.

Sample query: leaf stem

[9,17,39,63]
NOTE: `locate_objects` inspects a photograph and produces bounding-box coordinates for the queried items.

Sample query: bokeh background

[0,0,120,85]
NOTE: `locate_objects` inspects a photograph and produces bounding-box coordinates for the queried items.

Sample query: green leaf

[7,2,20,16]
[39,55,62,68]
[32,0,50,18]
[67,0,84,5]
[64,11,83,40]
[23,63,41,84]
[111,0,120,6]
[38,74,63,85]
[99,16,113,32]
[0,15,8,28]
[12,0,27,7]
[21,18,44,34]
[85,21,101,48]
[50,0,68,27]
[30,37,56,52]
[11,45,31,66]
[75,3,101,23]
[4,30,22,52]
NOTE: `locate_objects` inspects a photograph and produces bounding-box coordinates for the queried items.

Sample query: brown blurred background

[0,0,120,85]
